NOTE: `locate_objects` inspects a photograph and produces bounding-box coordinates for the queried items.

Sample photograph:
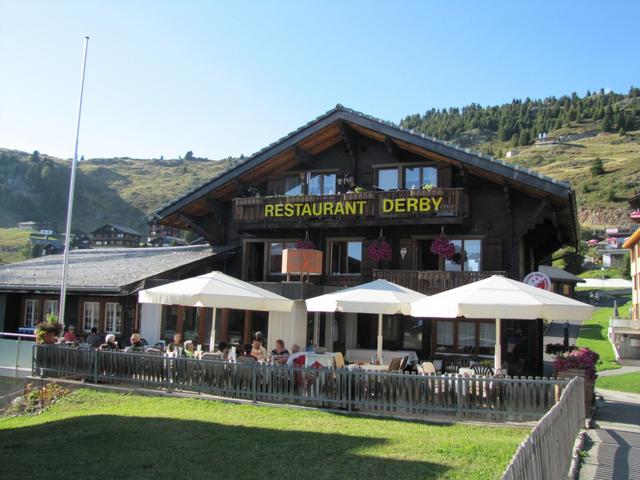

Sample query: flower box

[282,249,323,275]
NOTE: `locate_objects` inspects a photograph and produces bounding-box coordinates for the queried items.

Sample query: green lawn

[0,389,528,480]
[0,227,30,264]
[576,297,629,372]
[596,372,640,394]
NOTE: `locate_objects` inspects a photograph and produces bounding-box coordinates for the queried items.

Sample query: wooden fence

[502,376,585,479]
[33,345,573,422]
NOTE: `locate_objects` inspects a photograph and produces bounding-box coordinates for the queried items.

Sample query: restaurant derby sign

[264,195,444,218]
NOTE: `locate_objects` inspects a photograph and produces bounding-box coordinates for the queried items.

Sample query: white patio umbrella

[410,275,595,371]
[305,279,427,362]
[138,271,294,350]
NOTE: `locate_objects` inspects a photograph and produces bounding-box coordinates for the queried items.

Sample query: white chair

[421,361,437,375]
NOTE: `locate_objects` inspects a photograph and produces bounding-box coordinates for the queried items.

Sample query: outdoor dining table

[346,363,390,372]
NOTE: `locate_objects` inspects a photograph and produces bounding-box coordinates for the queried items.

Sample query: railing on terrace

[33,345,572,422]
[610,318,640,330]
[232,188,467,226]
[502,376,585,480]
[373,270,506,295]
[0,332,36,374]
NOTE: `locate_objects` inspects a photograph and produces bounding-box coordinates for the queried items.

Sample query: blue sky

[1,0,638,160]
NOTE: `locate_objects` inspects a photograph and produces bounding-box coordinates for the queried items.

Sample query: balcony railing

[373,270,506,295]
[233,188,467,227]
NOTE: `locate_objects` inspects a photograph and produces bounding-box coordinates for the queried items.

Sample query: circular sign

[523,272,552,291]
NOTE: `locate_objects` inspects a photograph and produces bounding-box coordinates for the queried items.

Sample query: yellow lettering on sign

[301,203,312,216]
[323,202,333,216]
[382,199,394,213]
[264,204,274,217]
[274,204,284,217]
[284,204,294,217]
[406,197,418,212]
[345,201,356,215]
[357,200,367,214]
[311,203,322,216]
[395,198,406,212]
[334,202,345,215]
[432,196,443,211]
[419,197,431,211]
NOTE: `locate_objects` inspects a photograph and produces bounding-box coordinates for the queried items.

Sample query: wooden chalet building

[153,106,579,376]
[90,224,142,248]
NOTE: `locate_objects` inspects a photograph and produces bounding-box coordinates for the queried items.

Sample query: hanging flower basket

[368,230,392,263]
[295,231,315,250]
[430,228,456,260]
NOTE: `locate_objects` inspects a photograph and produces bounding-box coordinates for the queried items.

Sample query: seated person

[63,325,78,344]
[99,334,119,350]
[290,344,301,355]
[125,333,146,353]
[251,339,268,362]
[236,343,256,363]
[165,333,183,356]
[86,327,102,348]
[217,341,229,360]
[183,340,195,358]
[270,339,289,363]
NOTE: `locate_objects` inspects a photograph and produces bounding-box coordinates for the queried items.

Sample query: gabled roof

[91,223,142,236]
[0,245,235,294]
[538,266,585,284]
[154,105,575,220]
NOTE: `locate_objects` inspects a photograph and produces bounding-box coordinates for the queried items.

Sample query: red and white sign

[523,272,552,291]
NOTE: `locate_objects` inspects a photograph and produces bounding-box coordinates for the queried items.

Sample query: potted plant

[35,313,63,345]
[552,346,599,413]
[368,230,392,264]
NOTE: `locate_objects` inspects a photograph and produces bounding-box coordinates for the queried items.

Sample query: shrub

[590,158,604,175]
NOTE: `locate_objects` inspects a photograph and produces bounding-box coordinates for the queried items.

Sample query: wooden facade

[153,106,579,375]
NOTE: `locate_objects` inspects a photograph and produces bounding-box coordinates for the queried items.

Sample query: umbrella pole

[377,313,383,363]
[494,318,501,372]
[209,307,217,352]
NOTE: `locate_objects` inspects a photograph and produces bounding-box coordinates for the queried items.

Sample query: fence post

[347,371,352,412]
[93,349,99,384]
[167,357,173,392]
[456,376,463,418]
[252,363,257,403]
[31,344,36,376]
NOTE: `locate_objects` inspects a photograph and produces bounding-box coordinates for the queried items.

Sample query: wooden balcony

[373,269,506,295]
[232,188,467,229]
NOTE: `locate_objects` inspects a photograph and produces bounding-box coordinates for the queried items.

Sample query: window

[24,299,39,327]
[457,322,475,353]
[404,166,437,189]
[445,239,482,272]
[377,168,399,191]
[403,318,423,350]
[105,303,122,333]
[269,241,297,274]
[478,323,496,355]
[308,172,336,195]
[44,300,59,318]
[284,175,303,196]
[435,321,454,350]
[329,241,362,275]
[83,302,100,332]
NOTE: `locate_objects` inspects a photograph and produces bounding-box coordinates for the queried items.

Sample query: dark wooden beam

[293,146,315,168]
[176,213,220,245]
[384,136,408,162]
[339,121,358,182]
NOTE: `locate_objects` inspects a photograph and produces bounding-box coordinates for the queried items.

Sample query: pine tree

[590,158,604,175]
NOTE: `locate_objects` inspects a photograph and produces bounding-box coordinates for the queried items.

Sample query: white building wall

[140,303,163,345]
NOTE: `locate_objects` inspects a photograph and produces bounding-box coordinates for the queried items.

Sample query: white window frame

[24,299,39,327]
[83,302,100,332]
[105,302,122,334]
[44,299,59,319]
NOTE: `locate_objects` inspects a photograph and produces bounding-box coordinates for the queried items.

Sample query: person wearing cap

[63,325,78,344]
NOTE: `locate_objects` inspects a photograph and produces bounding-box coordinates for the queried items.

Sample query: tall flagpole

[59,36,90,327]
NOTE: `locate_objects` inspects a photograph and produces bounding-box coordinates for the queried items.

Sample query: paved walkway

[579,389,640,479]
[598,365,640,377]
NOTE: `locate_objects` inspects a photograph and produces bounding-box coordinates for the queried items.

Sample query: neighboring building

[598,248,628,268]
[613,228,640,359]
[151,105,580,376]
[74,234,92,249]
[630,193,640,224]
[148,221,182,239]
[148,236,188,248]
[537,265,585,298]
[28,238,65,257]
[18,221,56,232]
[91,224,142,248]
[0,245,236,344]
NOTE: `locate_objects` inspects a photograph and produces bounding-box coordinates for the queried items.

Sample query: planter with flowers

[368,230,392,267]
[552,347,599,413]
[282,233,322,279]
[430,228,456,262]
[35,314,63,345]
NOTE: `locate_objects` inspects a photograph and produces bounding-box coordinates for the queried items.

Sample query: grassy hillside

[0,149,232,234]
[474,123,639,228]
[0,228,31,264]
